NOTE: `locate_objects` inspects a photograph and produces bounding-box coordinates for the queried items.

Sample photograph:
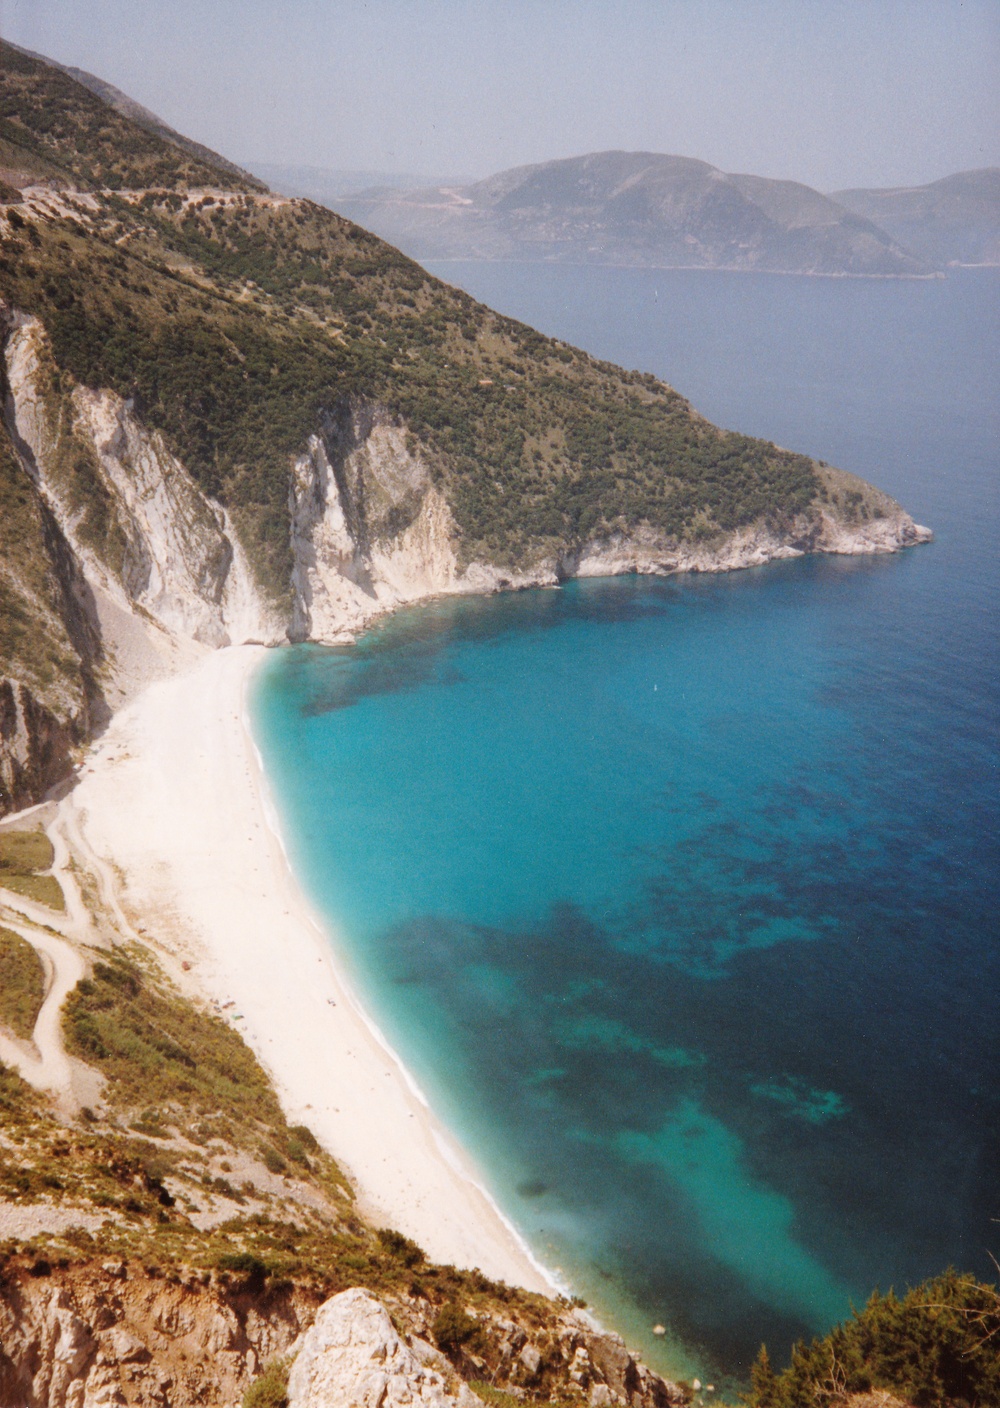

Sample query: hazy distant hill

[833,169,1000,267]
[334,150,933,277]
[253,162,475,203]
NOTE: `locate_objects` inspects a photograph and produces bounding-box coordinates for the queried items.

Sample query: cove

[250,267,998,1387]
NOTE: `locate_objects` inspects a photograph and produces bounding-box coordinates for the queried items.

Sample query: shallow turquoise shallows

[251,267,999,1390]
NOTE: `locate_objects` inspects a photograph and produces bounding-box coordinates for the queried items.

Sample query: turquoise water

[251,267,999,1387]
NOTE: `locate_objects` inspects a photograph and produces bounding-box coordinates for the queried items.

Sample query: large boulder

[287,1288,479,1408]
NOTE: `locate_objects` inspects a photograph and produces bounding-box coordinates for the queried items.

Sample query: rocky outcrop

[0,1268,691,1408]
[4,314,282,654]
[567,503,931,581]
[287,1288,479,1408]
[282,1288,690,1408]
[559,1315,689,1408]
[290,401,461,642]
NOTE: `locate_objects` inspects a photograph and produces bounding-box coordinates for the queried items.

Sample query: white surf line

[240,670,563,1297]
[62,645,553,1291]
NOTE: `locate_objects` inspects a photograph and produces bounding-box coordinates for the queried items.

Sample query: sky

[2,0,998,190]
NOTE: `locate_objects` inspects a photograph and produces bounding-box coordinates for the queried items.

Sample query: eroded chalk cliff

[0,306,931,816]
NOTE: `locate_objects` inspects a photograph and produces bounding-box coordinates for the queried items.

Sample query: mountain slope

[833,168,1000,266]
[7,40,267,192]
[0,48,929,812]
[334,150,933,276]
[0,40,264,193]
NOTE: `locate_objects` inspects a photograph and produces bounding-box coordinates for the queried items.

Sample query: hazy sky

[2,0,998,189]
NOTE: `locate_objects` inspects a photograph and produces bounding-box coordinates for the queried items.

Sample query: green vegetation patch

[63,947,288,1138]
[0,1058,35,1119]
[0,827,64,910]
[434,1300,485,1355]
[0,40,262,192]
[243,1358,289,1408]
[62,947,346,1194]
[1,187,822,601]
[0,928,46,1040]
[0,829,54,872]
[746,1270,1000,1408]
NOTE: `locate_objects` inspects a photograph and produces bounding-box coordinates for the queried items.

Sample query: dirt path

[0,913,95,1111]
[0,808,110,1112]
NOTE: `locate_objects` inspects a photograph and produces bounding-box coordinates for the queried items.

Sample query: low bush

[744,1270,1000,1408]
[243,1358,289,1408]
[433,1301,482,1355]
[376,1226,425,1267]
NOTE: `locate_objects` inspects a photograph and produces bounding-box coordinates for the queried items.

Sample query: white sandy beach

[67,644,554,1295]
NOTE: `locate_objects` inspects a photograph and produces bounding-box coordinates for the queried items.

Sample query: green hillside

[0,40,264,192]
[0,42,921,811]
[0,40,834,595]
[0,189,821,599]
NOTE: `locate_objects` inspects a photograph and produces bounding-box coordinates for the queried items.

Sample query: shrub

[243,1358,289,1408]
[376,1227,425,1267]
[743,1270,1000,1408]
[433,1301,480,1354]
[216,1251,269,1280]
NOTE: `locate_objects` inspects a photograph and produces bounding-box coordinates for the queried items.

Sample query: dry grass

[0,927,46,1040]
[0,828,64,910]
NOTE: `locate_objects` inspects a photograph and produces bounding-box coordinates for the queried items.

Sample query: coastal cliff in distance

[0,43,929,814]
[833,168,1000,267]
[332,151,933,276]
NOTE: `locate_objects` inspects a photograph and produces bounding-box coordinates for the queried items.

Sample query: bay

[252,265,999,1387]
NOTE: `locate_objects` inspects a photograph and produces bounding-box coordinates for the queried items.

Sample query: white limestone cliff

[0,307,931,815]
[3,314,283,700]
[287,1289,479,1408]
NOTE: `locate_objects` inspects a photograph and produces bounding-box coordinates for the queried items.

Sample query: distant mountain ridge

[833,168,1000,267]
[253,163,476,203]
[334,151,934,277]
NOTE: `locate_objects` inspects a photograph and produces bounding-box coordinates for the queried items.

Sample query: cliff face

[0,303,931,814]
[5,314,281,656]
[0,1271,689,1408]
[0,1262,312,1407]
[289,402,462,642]
[0,309,291,810]
[0,677,82,814]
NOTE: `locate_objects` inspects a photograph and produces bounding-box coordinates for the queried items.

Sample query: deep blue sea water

[252,266,999,1389]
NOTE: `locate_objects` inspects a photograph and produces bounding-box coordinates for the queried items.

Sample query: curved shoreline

[67,643,557,1296]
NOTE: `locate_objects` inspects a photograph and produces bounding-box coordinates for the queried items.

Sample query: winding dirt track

[0,915,86,1102]
[0,810,105,1111]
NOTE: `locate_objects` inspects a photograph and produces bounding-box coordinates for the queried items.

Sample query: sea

[250,263,999,1390]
